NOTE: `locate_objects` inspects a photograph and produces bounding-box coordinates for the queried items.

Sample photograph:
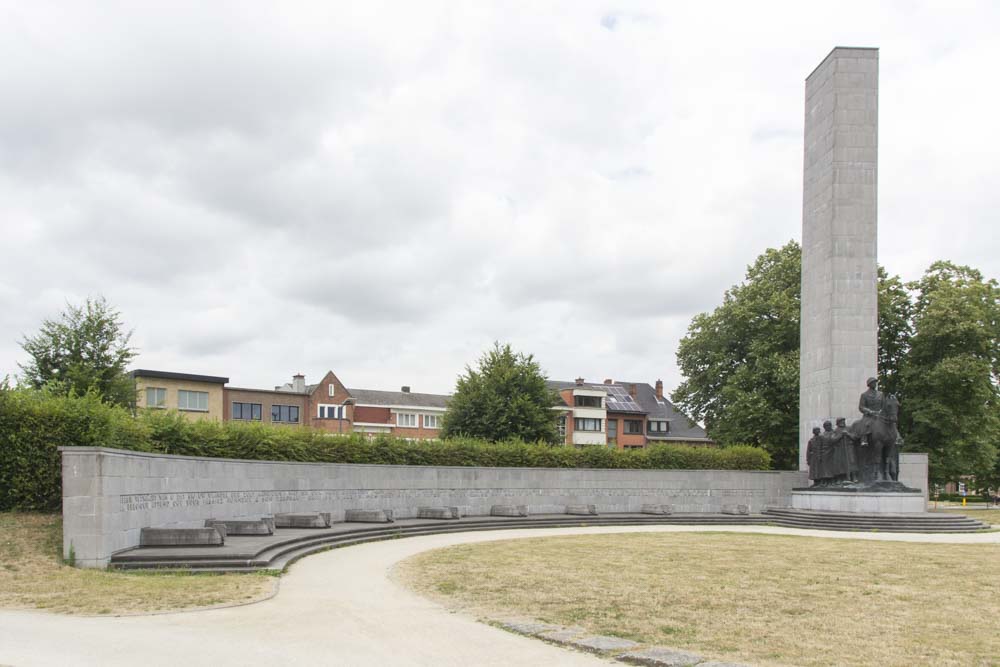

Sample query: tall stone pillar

[799,47,879,471]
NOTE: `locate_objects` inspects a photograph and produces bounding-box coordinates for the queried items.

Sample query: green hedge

[0,387,771,512]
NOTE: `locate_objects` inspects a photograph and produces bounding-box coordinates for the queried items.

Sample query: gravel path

[1,525,997,666]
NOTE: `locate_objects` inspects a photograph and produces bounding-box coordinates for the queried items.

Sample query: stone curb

[497,619,752,666]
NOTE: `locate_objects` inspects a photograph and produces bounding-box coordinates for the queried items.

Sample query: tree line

[670,241,999,486]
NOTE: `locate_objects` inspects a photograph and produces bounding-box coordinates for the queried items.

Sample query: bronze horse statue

[849,394,900,482]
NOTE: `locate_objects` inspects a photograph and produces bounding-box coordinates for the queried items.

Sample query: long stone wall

[60,447,809,568]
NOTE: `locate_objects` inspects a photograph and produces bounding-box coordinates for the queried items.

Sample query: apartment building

[131,370,229,421]
[550,378,712,449]
[131,368,710,447]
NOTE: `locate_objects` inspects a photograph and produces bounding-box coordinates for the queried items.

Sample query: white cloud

[1,1,998,395]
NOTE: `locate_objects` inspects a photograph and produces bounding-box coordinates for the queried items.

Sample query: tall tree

[876,266,913,398]
[672,242,801,469]
[19,296,137,407]
[442,342,561,444]
[671,242,912,470]
[899,262,1000,485]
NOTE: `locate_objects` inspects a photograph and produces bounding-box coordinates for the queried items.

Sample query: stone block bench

[344,509,395,523]
[416,506,461,520]
[139,526,225,547]
[565,504,598,516]
[491,504,529,517]
[274,512,332,529]
[204,519,274,536]
[721,504,750,515]
[641,504,673,515]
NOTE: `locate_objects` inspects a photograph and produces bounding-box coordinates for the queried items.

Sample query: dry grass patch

[0,513,276,615]
[396,532,1000,667]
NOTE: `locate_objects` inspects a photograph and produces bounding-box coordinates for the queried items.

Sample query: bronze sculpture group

[807,377,902,487]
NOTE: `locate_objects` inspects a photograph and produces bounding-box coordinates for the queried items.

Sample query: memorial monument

[796,47,923,512]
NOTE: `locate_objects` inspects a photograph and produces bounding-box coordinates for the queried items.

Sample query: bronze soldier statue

[833,417,859,483]
[806,426,822,483]
[857,376,885,447]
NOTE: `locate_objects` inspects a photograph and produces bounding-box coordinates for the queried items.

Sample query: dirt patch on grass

[397,532,1000,667]
[0,513,276,615]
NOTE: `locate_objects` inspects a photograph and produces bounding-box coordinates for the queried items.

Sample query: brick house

[549,378,712,449]
[133,368,709,447]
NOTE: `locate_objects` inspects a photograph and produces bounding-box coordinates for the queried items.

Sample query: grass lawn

[397,532,1000,667]
[0,513,276,615]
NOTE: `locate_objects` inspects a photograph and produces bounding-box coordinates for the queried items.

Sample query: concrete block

[204,519,273,536]
[617,647,704,666]
[569,635,641,653]
[416,506,460,520]
[491,505,529,517]
[274,513,331,529]
[641,504,673,515]
[565,504,597,516]
[344,509,395,523]
[721,504,750,515]
[139,527,224,547]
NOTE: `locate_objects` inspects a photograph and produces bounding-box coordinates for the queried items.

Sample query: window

[318,404,344,419]
[271,404,300,423]
[574,395,602,408]
[177,390,208,411]
[648,420,670,433]
[574,418,602,432]
[423,414,441,429]
[607,418,618,443]
[397,413,417,428]
[556,416,567,438]
[624,419,644,434]
[328,384,335,397]
[145,387,166,408]
[232,402,262,420]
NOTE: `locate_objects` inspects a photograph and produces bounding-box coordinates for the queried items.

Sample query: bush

[0,386,771,511]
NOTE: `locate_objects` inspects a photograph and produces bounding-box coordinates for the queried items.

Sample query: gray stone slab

[416,506,460,520]
[274,512,331,528]
[720,504,749,516]
[565,504,597,516]
[497,620,561,636]
[537,627,588,644]
[139,527,224,547]
[568,635,640,652]
[698,661,752,667]
[344,509,394,523]
[491,504,529,517]
[204,519,273,536]
[641,504,673,515]
[616,647,704,666]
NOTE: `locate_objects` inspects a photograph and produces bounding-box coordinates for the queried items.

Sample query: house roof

[547,379,710,441]
[130,369,229,384]
[347,388,451,409]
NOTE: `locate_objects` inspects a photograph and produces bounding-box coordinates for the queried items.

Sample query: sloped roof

[348,388,450,409]
[547,379,710,441]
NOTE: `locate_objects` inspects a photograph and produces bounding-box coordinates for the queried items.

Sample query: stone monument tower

[798,47,879,471]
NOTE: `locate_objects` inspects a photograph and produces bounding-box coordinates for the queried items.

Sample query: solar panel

[602,384,644,412]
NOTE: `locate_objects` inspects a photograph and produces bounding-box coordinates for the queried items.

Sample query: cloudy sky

[1,1,997,396]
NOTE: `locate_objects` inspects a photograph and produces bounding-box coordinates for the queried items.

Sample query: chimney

[292,373,305,393]
[655,379,664,400]
[629,383,638,398]
[401,386,411,393]
[604,378,613,385]
[575,377,585,386]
